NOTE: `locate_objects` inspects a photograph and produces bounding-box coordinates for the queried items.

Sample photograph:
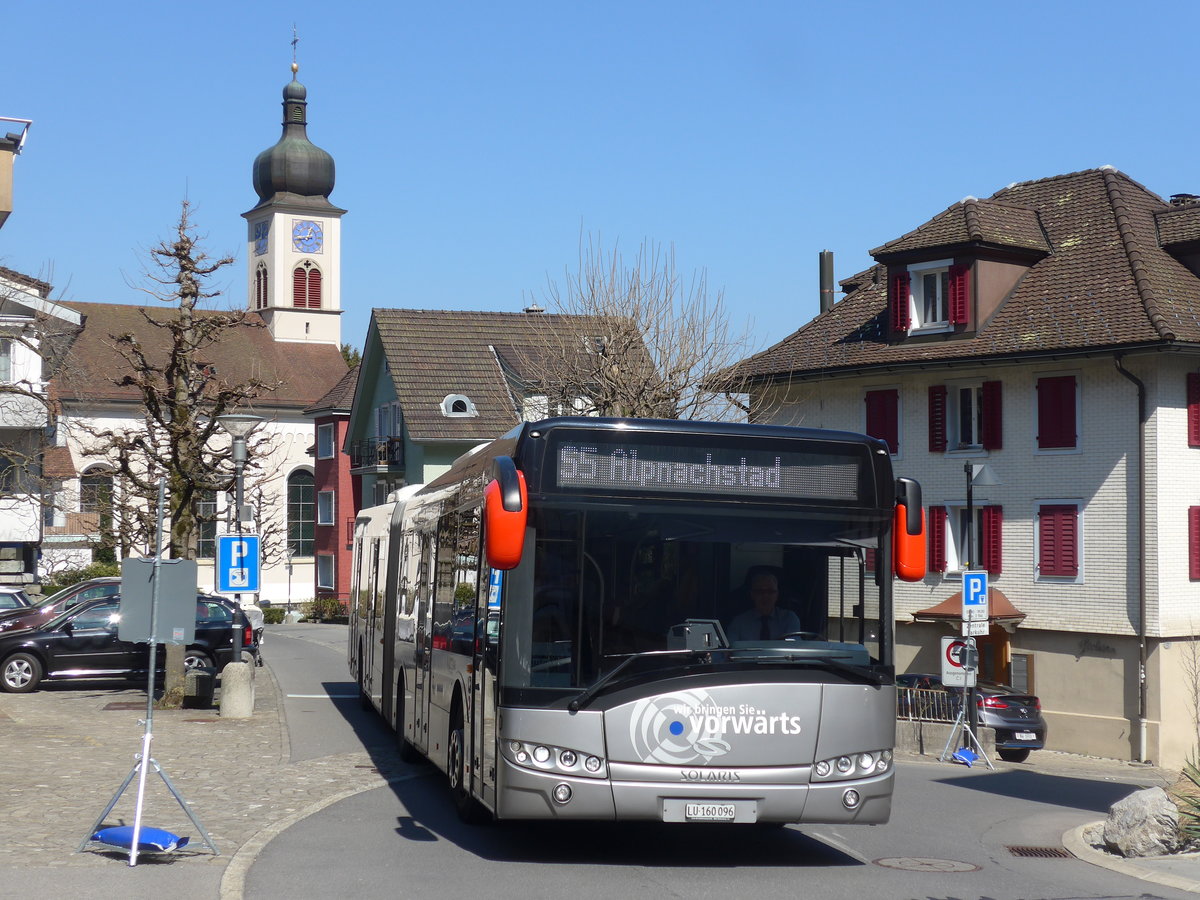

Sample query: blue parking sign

[962,570,988,621]
[217,534,260,594]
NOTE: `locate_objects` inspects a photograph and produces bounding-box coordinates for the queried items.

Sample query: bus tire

[396,674,422,763]
[448,718,489,824]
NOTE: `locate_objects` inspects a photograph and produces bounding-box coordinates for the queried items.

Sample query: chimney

[819,250,835,314]
[1170,193,1200,208]
[523,303,544,314]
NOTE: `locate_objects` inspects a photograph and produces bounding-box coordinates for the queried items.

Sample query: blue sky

[4,1,1198,358]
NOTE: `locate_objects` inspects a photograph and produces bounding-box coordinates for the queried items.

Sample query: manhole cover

[874,857,981,873]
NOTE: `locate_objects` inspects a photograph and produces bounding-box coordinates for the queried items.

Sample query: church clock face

[292,219,323,253]
[252,221,270,256]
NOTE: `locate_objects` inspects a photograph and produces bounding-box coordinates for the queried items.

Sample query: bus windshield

[498,500,887,706]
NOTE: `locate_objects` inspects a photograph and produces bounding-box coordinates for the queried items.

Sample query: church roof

[53,301,349,412]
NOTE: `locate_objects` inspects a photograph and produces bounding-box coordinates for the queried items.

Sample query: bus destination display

[555,440,860,500]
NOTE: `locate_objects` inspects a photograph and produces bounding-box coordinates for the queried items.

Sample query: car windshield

[498,501,888,707]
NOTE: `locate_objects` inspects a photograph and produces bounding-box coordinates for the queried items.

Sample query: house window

[317,490,335,526]
[288,470,315,557]
[1009,652,1034,694]
[865,389,899,455]
[195,490,217,559]
[932,504,1002,574]
[317,554,335,590]
[1036,502,1080,579]
[80,467,114,514]
[317,423,335,459]
[1036,375,1078,450]
[890,261,970,335]
[929,382,1002,452]
[0,339,10,382]
[42,492,65,528]
[441,394,478,417]
[292,261,322,309]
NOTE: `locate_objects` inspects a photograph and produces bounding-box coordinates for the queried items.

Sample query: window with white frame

[950,383,984,449]
[911,260,951,330]
[317,554,335,590]
[317,490,335,526]
[0,339,11,382]
[317,423,335,459]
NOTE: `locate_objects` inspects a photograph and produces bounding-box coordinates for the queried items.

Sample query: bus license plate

[1016,732,1036,741]
[685,803,736,821]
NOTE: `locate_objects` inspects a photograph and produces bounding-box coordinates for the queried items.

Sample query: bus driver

[725,569,801,642]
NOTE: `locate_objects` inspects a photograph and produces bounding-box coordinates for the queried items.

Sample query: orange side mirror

[484,461,527,570]
[893,503,926,582]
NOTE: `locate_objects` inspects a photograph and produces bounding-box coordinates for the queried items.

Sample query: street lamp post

[216,414,264,664]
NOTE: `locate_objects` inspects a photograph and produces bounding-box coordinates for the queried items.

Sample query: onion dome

[250,63,337,208]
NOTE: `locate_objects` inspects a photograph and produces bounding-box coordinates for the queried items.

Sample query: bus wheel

[396,677,422,763]
[448,720,489,824]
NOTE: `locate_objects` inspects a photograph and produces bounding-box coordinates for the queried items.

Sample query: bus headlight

[502,740,607,779]
[811,748,892,783]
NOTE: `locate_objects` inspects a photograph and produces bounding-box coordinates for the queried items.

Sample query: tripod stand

[938,689,994,770]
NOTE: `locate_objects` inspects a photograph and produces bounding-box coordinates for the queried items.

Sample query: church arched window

[292,260,322,309]
[255,263,269,309]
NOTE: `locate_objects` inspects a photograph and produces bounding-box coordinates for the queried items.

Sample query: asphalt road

[245,626,1193,900]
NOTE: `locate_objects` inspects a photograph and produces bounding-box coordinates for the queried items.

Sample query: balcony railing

[349,437,404,470]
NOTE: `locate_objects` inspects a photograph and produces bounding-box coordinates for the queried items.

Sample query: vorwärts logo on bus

[629,689,803,765]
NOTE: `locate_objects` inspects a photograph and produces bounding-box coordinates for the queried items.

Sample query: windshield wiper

[568,649,708,713]
[764,652,887,685]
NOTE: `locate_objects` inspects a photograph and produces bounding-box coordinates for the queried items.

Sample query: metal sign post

[938,634,994,769]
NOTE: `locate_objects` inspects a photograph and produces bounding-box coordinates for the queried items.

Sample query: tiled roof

[736,168,1200,381]
[372,308,612,443]
[53,302,349,410]
[41,445,77,480]
[872,196,1050,258]
[305,364,359,414]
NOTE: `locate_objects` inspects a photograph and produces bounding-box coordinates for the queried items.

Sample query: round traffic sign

[945,639,967,669]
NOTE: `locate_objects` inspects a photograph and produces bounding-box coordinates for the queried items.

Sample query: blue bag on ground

[91,825,189,852]
[951,747,978,767]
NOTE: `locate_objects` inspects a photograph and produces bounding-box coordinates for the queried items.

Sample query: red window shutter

[1037,376,1077,449]
[890,271,911,334]
[928,385,947,452]
[929,506,947,573]
[292,267,307,308]
[864,548,877,573]
[1039,504,1079,577]
[1188,373,1200,448]
[307,268,322,308]
[865,389,899,455]
[949,264,970,324]
[1190,507,1200,580]
[981,380,1003,450]
[982,505,1003,575]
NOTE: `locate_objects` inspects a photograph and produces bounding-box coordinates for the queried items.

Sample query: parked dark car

[0,594,257,693]
[896,672,1047,763]
[0,577,122,631]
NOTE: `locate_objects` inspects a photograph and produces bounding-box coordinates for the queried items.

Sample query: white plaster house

[735,167,1200,770]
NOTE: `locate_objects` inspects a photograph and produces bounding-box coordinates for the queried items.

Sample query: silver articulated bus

[349,417,926,825]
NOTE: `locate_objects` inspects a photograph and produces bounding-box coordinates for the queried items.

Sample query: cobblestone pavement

[0,664,402,878]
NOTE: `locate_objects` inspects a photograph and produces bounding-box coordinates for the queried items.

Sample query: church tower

[243,63,344,345]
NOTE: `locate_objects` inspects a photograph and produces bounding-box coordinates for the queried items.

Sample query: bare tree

[75,201,280,703]
[524,236,758,421]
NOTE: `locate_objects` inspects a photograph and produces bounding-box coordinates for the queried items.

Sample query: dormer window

[441,394,478,417]
[890,259,970,335]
